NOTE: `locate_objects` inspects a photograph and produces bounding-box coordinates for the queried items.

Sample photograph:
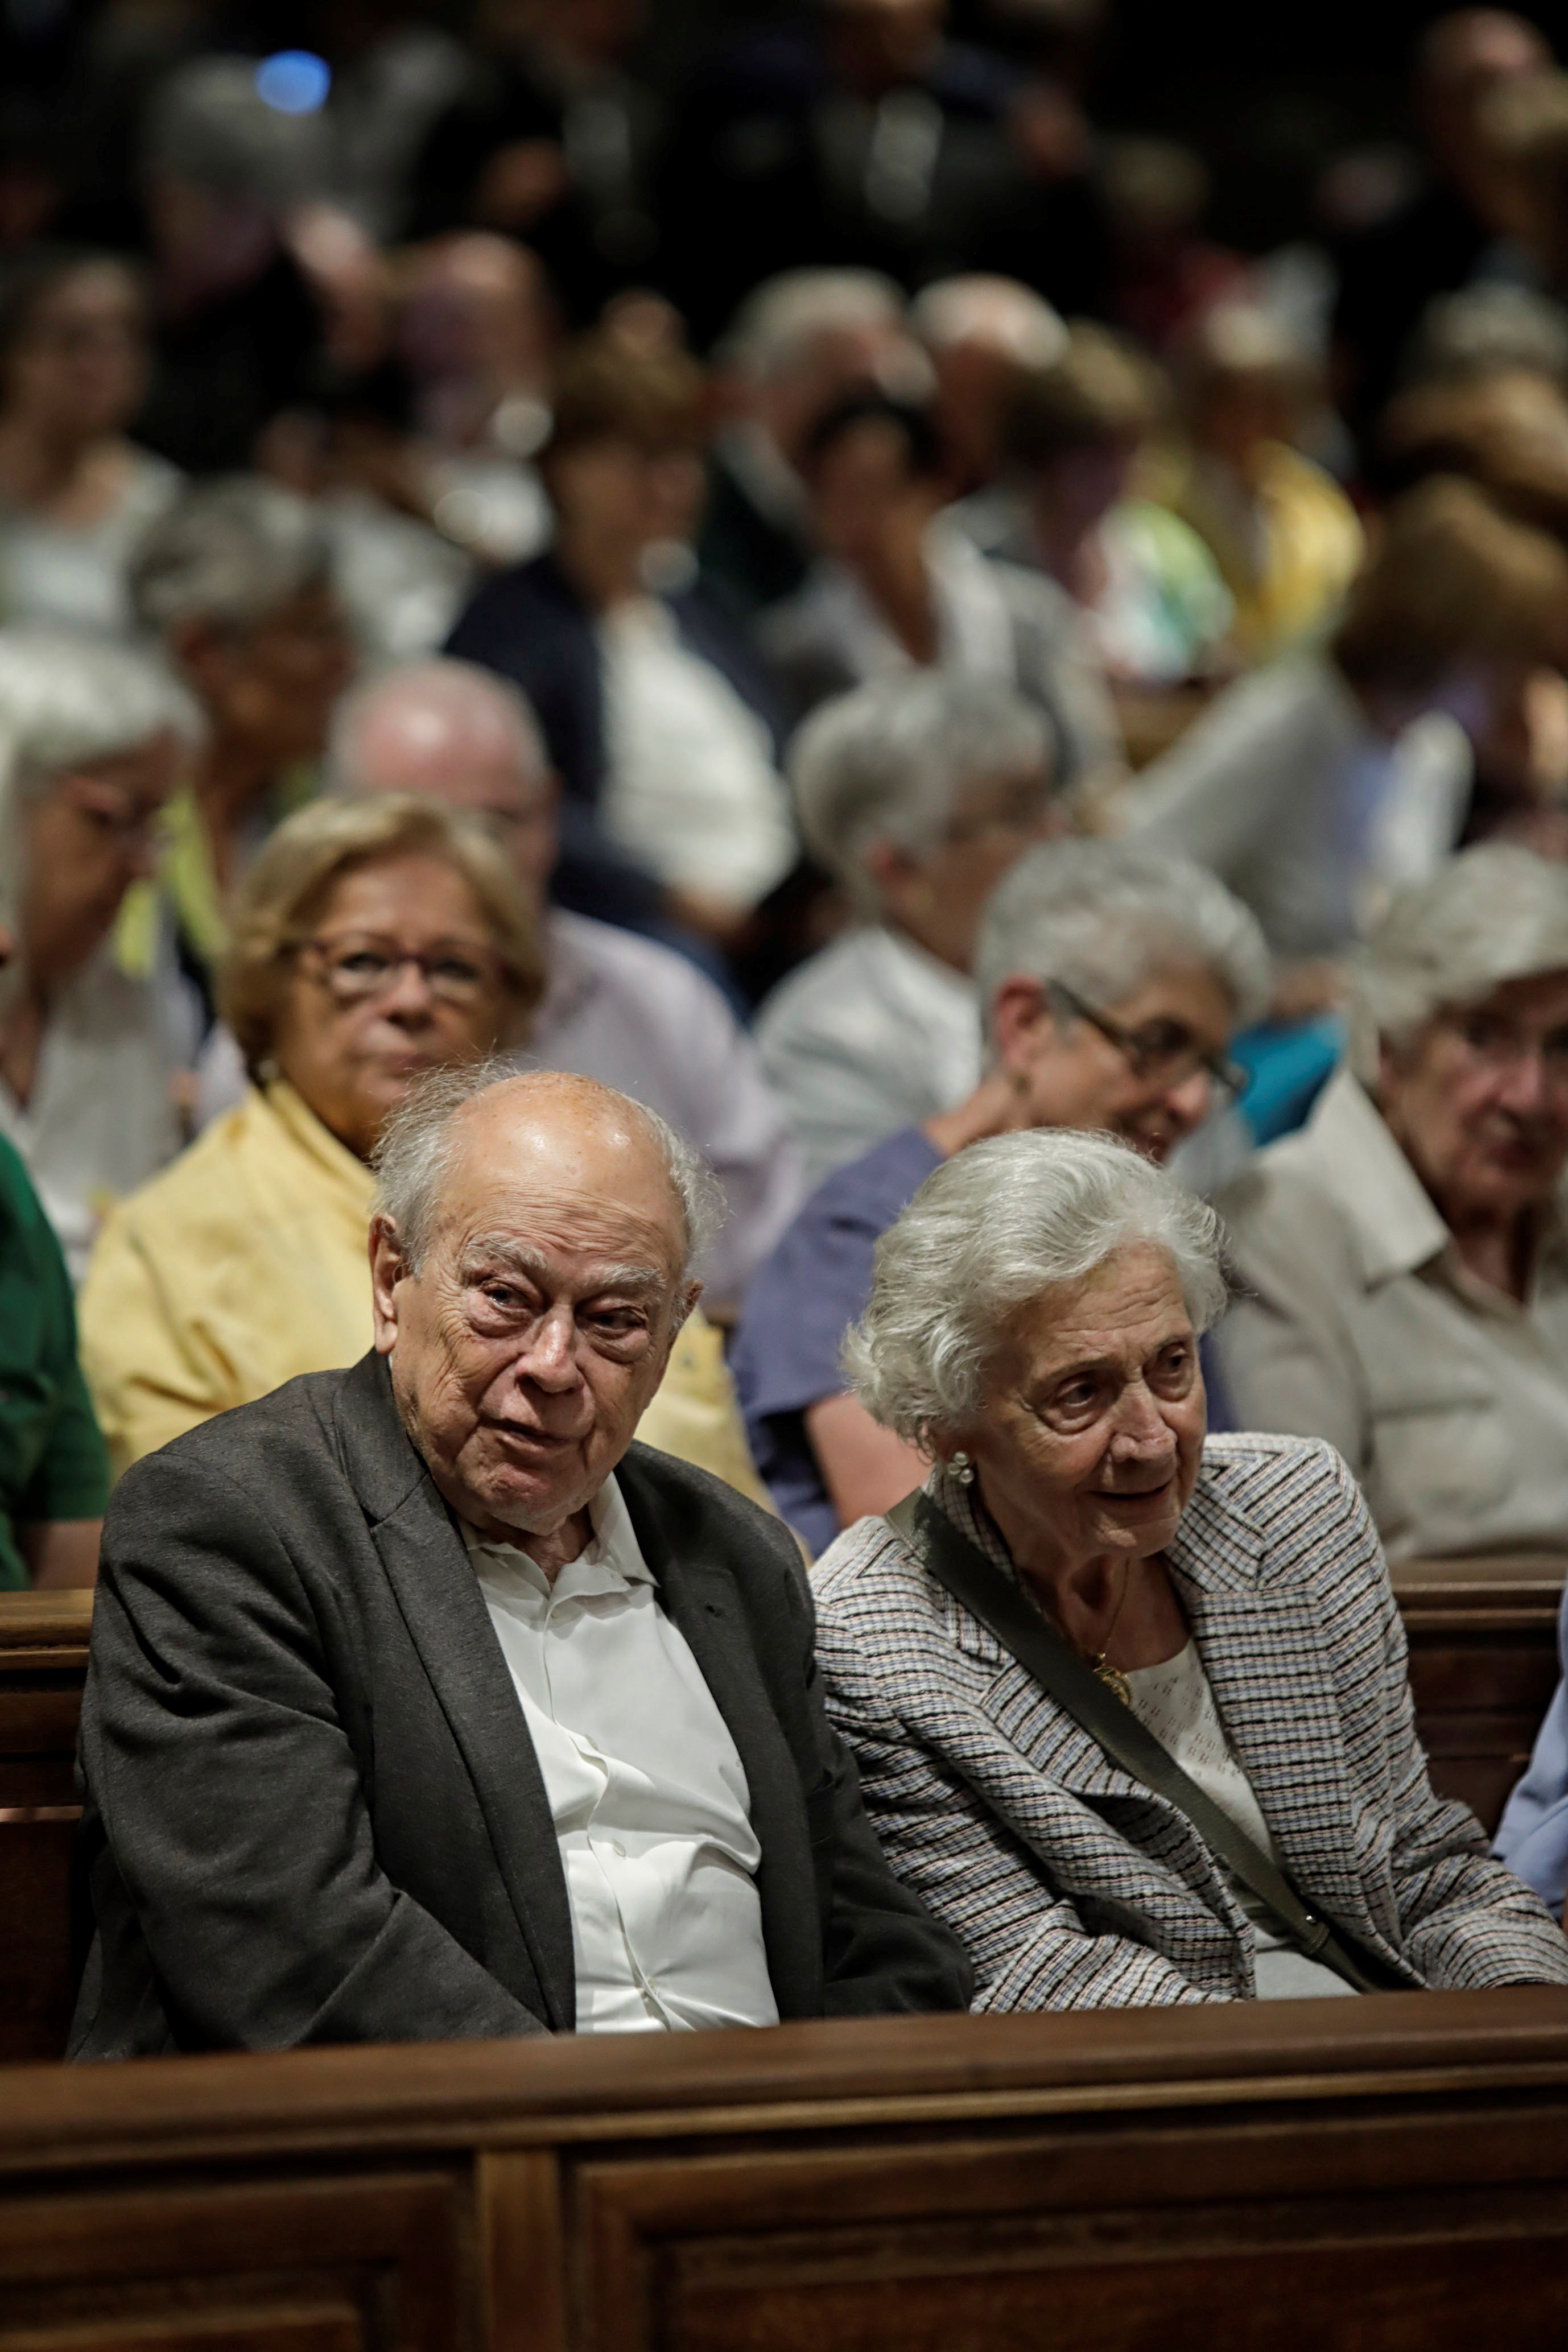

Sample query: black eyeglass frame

[1048,980,1247,1104]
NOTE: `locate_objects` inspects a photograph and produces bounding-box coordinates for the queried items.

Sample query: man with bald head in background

[328,657,803,1304]
[71,1067,969,2056]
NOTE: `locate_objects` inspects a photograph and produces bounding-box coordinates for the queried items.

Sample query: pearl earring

[949,1451,975,1486]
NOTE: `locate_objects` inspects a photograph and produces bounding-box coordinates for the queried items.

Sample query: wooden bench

[0,1565,1560,2069]
[1392,1554,1563,1835]
[2,1992,1568,2349]
[0,1592,92,2067]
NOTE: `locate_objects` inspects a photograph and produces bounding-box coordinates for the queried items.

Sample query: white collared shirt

[466,1475,779,2034]
[597,595,796,908]
[754,922,981,1190]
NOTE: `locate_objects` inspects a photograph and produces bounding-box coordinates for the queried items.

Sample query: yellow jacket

[1150,441,1364,665]
[79,1081,770,1508]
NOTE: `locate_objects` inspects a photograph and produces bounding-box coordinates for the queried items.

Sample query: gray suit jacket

[69,1352,970,2057]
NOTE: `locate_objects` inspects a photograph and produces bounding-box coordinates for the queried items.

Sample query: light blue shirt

[1495,1580,1568,1916]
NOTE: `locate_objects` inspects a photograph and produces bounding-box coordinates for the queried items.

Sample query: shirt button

[610,1841,626,1859]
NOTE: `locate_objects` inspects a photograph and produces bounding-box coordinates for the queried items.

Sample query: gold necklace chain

[1088,1557,1136,1706]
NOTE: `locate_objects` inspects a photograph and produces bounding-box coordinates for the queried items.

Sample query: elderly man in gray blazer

[69,1069,969,2057]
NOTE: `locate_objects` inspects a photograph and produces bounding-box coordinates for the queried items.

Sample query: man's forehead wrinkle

[461,1233,667,1295]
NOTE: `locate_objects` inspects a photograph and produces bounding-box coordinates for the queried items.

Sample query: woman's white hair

[1350,843,1568,1080]
[843,1128,1227,1450]
[789,674,1053,906]
[0,627,203,922]
[372,1058,725,1285]
[975,837,1272,1042]
[130,476,333,637]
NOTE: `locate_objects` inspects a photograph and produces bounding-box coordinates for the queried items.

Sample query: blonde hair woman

[79,794,770,1508]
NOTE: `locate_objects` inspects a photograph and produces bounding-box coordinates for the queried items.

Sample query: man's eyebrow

[462,1237,669,1297]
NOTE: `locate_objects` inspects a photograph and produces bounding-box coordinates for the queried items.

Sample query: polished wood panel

[0,1592,92,1810]
[1,2000,1567,2351]
[0,1592,93,2068]
[1393,1555,1563,1833]
[0,2174,465,2351]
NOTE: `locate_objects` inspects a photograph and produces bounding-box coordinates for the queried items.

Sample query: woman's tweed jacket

[812,1434,1568,2007]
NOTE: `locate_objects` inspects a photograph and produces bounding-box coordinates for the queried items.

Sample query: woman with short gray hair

[1216,842,1568,1565]
[0,627,202,1276]
[756,673,1061,1189]
[812,1126,1568,2008]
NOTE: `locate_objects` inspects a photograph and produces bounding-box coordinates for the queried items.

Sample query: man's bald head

[332,659,557,906]
[374,1061,721,1286]
[369,1064,724,1537]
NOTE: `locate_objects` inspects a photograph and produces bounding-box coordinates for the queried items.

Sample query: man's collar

[462,1472,657,1601]
[1291,1068,1451,1288]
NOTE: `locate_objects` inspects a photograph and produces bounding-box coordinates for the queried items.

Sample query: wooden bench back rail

[1,1995,1568,2351]
[0,1566,1561,2068]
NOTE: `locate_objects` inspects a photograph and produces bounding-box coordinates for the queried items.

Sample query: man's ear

[989,973,1052,1074]
[665,1277,703,1350]
[860,836,922,917]
[369,1213,409,1353]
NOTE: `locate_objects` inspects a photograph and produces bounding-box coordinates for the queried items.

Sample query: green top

[0,1133,110,1588]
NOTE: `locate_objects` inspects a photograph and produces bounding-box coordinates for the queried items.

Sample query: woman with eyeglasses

[1216,844,1568,1569]
[79,795,539,1479]
[0,629,202,1282]
[732,838,1268,1558]
[79,794,773,1510]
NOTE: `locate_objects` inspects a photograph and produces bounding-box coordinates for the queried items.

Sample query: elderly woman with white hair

[0,627,201,1277]
[755,672,1062,1189]
[1216,843,1568,1565]
[736,835,1268,1556]
[812,1127,1568,2008]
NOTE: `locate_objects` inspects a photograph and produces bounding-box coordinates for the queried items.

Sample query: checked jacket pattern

[811,1435,1568,2009]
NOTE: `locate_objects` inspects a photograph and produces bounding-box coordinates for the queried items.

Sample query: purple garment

[1494,1580,1568,1916]
[732,1127,942,1558]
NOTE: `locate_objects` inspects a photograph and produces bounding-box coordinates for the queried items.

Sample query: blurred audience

[411,0,663,324]
[1217,847,1568,1565]
[756,673,1059,1187]
[447,331,795,954]
[122,477,355,1000]
[81,793,541,1477]
[328,655,804,1301]
[734,839,1267,1554]
[960,325,1233,696]
[390,230,558,568]
[0,630,200,1278]
[1127,477,1568,1006]
[908,272,1066,496]
[1332,9,1555,444]
[0,247,180,636]
[0,1087,108,1589]
[700,267,917,619]
[1152,303,1364,664]
[1094,136,1249,357]
[659,0,1020,343]
[134,57,331,475]
[760,389,1121,790]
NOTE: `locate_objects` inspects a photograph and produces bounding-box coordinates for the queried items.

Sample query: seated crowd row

[8,257,1568,2029]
